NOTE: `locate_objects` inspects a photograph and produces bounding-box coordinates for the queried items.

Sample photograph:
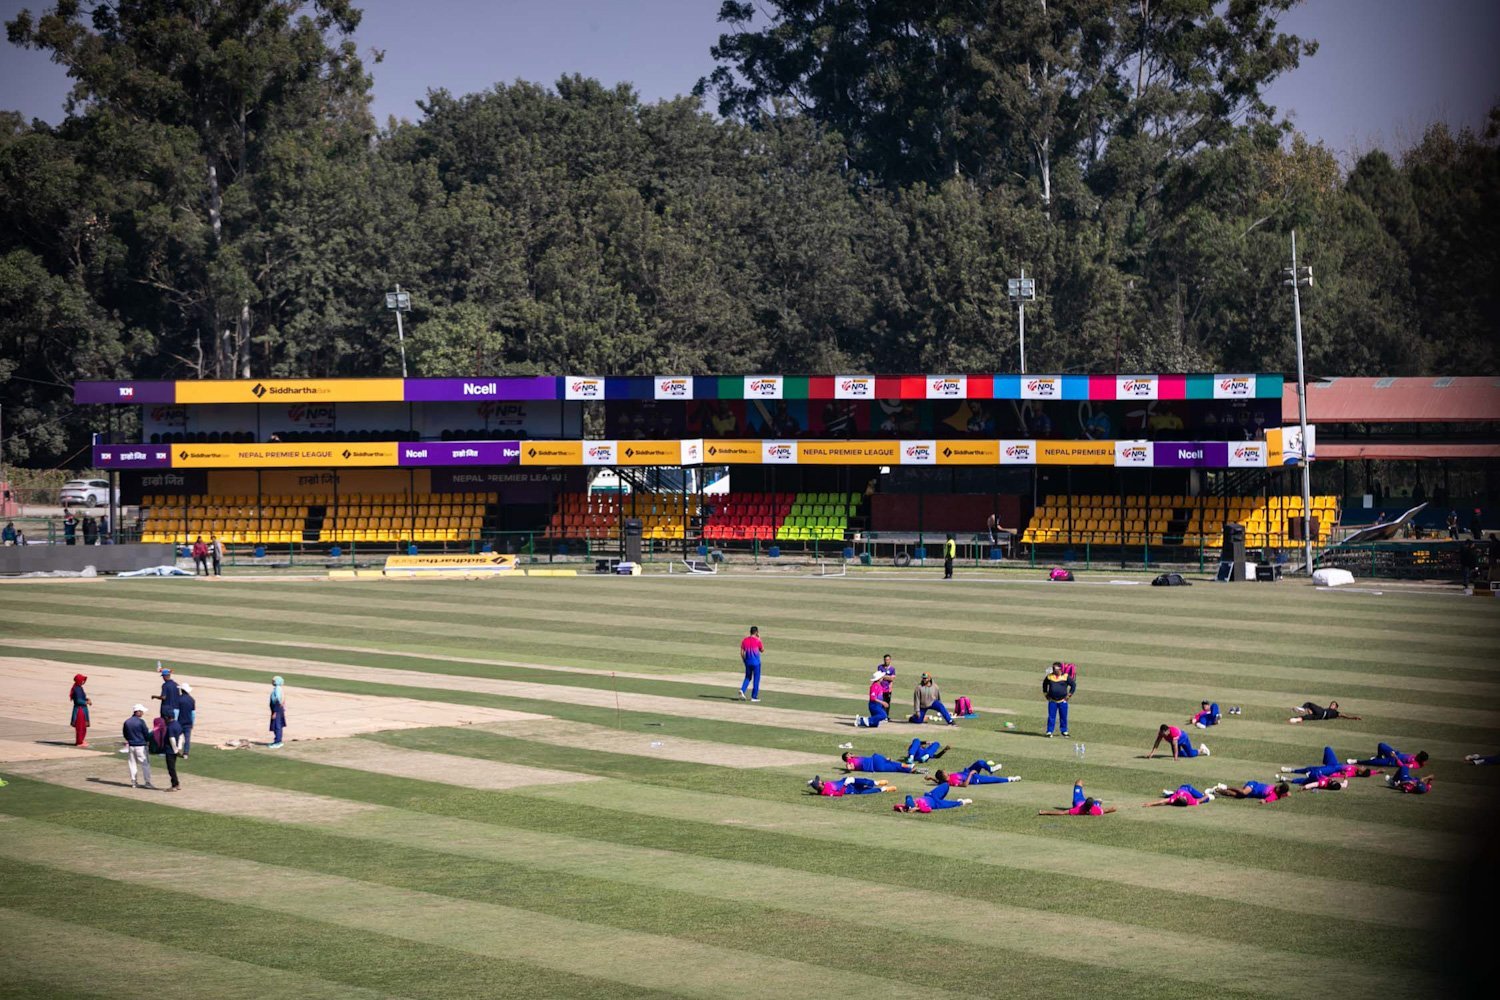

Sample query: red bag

[955,695,973,716]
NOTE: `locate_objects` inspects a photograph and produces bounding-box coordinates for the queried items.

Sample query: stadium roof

[1283,377,1500,424]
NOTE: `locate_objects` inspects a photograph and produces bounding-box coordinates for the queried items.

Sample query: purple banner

[396,441,522,466]
[75,381,176,404]
[1153,441,1229,467]
[94,444,173,469]
[404,377,558,402]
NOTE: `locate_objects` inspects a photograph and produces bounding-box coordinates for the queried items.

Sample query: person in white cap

[176,683,196,758]
[122,705,155,789]
[855,671,891,728]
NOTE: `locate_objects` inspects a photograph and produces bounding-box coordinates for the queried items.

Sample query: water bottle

[1073,743,1082,759]
[1079,743,1086,760]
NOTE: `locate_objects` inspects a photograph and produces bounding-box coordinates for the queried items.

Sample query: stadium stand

[776,492,860,543]
[701,492,794,542]
[544,493,693,541]
[1020,494,1340,548]
[139,492,496,545]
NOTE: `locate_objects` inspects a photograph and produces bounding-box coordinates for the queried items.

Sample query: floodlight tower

[385,285,412,378]
[1284,232,1315,577]
[1007,271,1037,374]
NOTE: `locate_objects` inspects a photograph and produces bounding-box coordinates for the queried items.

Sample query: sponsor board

[564,376,605,400]
[796,441,901,464]
[1036,441,1115,465]
[744,376,783,399]
[935,440,1000,465]
[383,553,517,576]
[680,438,704,464]
[703,440,763,463]
[1228,442,1266,468]
[1212,374,1257,399]
[1154,442,1230,468]
[653,377,693,400]
[175,379,404,404]
[74,381,176,404]
[925,375,967,399]
[582,440,618,465]
[1115,376,1158,400]
[617,440,682,465]
[520,441,584,465]
[405,377,557,402]
[834,376,875,399]
[999,440,1037,465]
[1281,424,1317,464]
[170,442,398,468]
[1021,376,1062,399]
[396,441,521,466]
[762,440,798,464]
[1113,440,1154,467]
[900,439,937,465]
[93,445,172,469]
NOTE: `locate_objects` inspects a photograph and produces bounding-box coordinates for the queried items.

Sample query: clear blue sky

[2,0,1497,158]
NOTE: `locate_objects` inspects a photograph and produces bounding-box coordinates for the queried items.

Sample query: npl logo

[1229,443,1265,468]
[1114,441,1153,467]
[1021,377,1060,399]
[1000,441,1036,464]
[901,441,936,464]
[1115,376,1157,399]
[744,376,783,399]
[582,441,617,465]
[566,377,604,400]
[1213,375,1256,398]
[835,376,873,399]
[654,377,692,400]
[763,441,796,463]
[926,375,966,399]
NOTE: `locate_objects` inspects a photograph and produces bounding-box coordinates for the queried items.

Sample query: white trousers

[126,745,152,786]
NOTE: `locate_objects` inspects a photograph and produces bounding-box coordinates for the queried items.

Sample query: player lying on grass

[1288,701,1362,724]
[840,751,922,773]
[1145,724,1209,759]
[807,775,898,797]
[1387,766,1434,794]
[1188,701,1221,728]
[893,784,972,813]
[904,738,947,763]
[1466,753,1500,765]
[1347,743,1428,769]
[1143,784,1214,807]
[1277,747,1379,784]
[1212,780,1290,803]
[926,760,1020,787]
[1038,781,1116,816]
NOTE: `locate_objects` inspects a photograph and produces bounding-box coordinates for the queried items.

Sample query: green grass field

[1,571,1496,999]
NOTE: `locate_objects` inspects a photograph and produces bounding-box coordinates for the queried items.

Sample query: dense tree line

[1,0,1495,466]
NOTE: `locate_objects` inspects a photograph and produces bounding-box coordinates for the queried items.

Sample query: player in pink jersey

[1212,780,1289,803]
[893,783,972,813]
[855,672,891,728]
[1348,743,1428,769]
[1143,784,1213,807]
[927,760,1019,787]
[806,775,896,797]
[1038,780,1116,816]
[737,626,764,701]
[1146,723,1209,759]
[840,751,920,773]
[1387,766,1434,794]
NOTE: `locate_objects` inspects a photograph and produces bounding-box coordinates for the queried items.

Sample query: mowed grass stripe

[6,588,1491,682]
[0,908,406,1000]
[0,817,971,1000]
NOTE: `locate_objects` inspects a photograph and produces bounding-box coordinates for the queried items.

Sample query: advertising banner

[383,553,517,576]
[564,376,605,400]
[899,440,937,464]
[925,375,967,399]
[617,440,682,465]
[680,438,704,465]
[404,377,556,402]
[743,376,783,399]
[796,440,901,464]
[396,441,521,466]
[520,441,583,466]
[93,444,172,469]
[1280,424,1317,464]
[1212,374,1257,399]
[703,440,763,463]
[1036,440,1115,465]
[1154,441,1230,467]
[653,377,693,400]
[169,442,398,468]
[1113,440,1154,467]
[998,440,1037,465]
[175,379,403,404]
[1115,376,1158,400]
[762,440,798,464]
[834,376,875,399]
[935,440,1000,465]
[75,381,176,404]
[1021,376,1063,400]
[1227,442,1267,468]
[581,440,618,465]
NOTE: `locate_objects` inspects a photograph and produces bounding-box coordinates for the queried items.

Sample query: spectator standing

[2,521,16,545]
[943,533,956,579]
[1043,663,1075,737]
[152,664,181,720]
[209,533,224,576]
[82,515,97,546]
[63,511,77,545]
[191,536,209,575]
[1447,510,1460,540]
[67,673,91,746]
[268,676,287,748]
[1471,508,1484,541]
[176,684,196,758]
[737,626,763,702]
[159,713,184,791]
[99,514,110,543]
[122,705,154,789]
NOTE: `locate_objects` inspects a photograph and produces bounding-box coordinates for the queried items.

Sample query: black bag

[1151,572,1191,587]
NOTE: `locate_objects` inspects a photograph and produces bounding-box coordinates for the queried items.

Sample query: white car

[60,478,117,508]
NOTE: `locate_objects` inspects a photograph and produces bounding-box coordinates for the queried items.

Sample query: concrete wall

[0,543,177,576]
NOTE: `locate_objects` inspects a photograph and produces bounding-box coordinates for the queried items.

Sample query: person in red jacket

[190,536,210,576]
[67,673,91,746]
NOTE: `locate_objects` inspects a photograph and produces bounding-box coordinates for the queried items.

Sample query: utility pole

[385,285,411,377]
[1007,270,1036,374]
[1284,231,1315,577]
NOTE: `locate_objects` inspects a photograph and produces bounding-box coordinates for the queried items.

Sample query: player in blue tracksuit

[152,664,181,720]
[176,684,197,757]
[905,738,946,763]
[840,752,918,773]
[268,675,287,748]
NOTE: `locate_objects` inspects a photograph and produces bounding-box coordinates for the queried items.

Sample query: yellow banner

[171,442,398,468]
[935,440,1000,465]
[1264,428,1284,468]
[703,440,763,463]
[797,441,902,464]
[174,379,404,404]
[383,553,517,575]
[519,441,583,465]
[616,441,682,465]
[1036,441,1116,465]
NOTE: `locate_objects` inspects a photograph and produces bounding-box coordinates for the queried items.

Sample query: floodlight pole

[386,284,410,378]
[1008,270,1037,374]
[1285,231,1314,577]
[1018,270,1027,375]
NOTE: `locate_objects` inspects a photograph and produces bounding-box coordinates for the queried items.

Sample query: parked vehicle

[59,479,117,508]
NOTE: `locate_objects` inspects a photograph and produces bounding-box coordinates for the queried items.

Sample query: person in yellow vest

[943,534,956,579]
